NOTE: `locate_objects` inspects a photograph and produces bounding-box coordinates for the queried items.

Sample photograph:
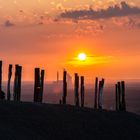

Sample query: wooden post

[7,64,12,101]
[121,81,126,111]
[77,75,79,107]
[13,65,22,101]
[94,77,98,109]
[80,76,85,107]
[115,84,119,111]
[0,61,2,99]
[17,66,22,101]
[0,60,5,100]
[39,70,45,103]
[34,68,40,102]
[13,65,19,101]
[62,70,67,104]
[74,73,79,107]
[117,82,121,110]
[98,80,102,109]
[0,61,2,93]
[98,79,105,109]
[74,73,77,106]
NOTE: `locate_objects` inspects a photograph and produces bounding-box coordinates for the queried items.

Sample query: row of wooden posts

[0,61,126,111]
[60,70,126,111]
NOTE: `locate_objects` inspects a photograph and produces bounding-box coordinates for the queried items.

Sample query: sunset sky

[0,0,140,82]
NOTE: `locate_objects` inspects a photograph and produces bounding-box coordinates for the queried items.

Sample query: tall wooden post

[0,61,2,93]
[94,77,98,109]
[0,60,5,100]
[115,84,119,111]
[34,68,45,103]
[121,81,126,111]
[0,61,2,92]
[13,65,19,101]
[98,81,102,109]
[80,76,85,107]
[39,70,45,103]
[117,82,121,110]
[74,73,79,107]
[17,66,22,101]
[7,64,12,101]
[62,70,67,104]
[13,65,22,101]
[98,79,105,109]
[34,68,40,102]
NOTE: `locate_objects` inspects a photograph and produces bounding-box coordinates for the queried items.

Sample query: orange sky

[0,1,140,82]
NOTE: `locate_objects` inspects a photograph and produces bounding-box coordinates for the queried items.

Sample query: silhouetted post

[17,66,22,101]
[39,70,45,103]
[94,77,98,109]
[117,82,121,110]
[121,81,126,111]
[0,61,2,93]
[13,65,19,101]
[74,73,79,107]
[98,79,105,109]
[62,70,67,104]
[34,68,41,102]
[13,65,22,101]
[0,60,5,100]
[7,64,12,101]
[0,61,5,100]
[80,76,85,107]
[98,81,102,109]
[115,84,119,111]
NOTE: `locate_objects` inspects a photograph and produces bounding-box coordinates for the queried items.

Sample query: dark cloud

[4,20,15,27]
[60,1,140,20]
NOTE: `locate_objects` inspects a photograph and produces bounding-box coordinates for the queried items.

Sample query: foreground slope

[0,101,139,140]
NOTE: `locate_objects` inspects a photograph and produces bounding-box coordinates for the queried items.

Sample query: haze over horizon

[0,0,140,82]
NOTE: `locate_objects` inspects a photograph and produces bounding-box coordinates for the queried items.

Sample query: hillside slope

[0,101,139,140]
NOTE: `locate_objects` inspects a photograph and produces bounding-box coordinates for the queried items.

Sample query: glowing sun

[78,53,87,61]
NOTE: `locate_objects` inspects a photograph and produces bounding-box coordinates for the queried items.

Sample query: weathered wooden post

[34,68,45,103]
[13,65,18,101]
[62,70,67,104]
[0,61,2,94]
[17,66,22,101]
[39,69,45,103]
[0,60,5,100]
[115,84,119,111]
[121,81,126,111]
[74,73,79,107]
[0,61,2,92]
[80,76,85,107]
[34,68,40,102]
[98,79,105,109]
[13,65,22,101]
[7,64,12,101]
[94,77,98,109]
[98,80,102,109]
[117,82,121,110]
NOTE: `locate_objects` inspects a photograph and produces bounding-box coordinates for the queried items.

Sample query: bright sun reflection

[78,53,87,61]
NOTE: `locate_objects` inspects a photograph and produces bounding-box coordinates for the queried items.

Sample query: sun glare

[78,53,87,61]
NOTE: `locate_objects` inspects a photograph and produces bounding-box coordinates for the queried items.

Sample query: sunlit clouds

[0,1,140,81]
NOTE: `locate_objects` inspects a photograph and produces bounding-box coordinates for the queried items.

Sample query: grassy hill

[0,101,139,140]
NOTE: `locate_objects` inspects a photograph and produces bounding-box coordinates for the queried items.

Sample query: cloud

[4,20,15,27]
[112,16,140,29]
[60,1,140,20]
